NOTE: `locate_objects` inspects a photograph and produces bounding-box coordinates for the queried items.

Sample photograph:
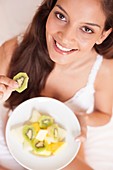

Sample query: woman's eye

[82,27,94,34]
[55,12,66,21]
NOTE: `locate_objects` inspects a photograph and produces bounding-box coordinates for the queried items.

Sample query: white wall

[0,0,42,45]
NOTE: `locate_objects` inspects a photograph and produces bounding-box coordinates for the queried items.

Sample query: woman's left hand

[75,112,88,142]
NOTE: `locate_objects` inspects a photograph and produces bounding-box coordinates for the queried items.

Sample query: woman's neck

[54,50,98,73]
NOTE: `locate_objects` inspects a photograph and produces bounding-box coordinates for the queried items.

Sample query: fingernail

[75,137,80,142]
[14,82,19,88]
[75,138,80,142]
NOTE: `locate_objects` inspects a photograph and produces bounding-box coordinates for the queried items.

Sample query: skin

[0,0,113,169]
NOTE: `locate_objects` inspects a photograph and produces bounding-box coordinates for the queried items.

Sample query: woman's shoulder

[102,58,113,74]
[95,57,113,89]
[1,33,24,58]
[0,36,18,75]
[1,36,18,58]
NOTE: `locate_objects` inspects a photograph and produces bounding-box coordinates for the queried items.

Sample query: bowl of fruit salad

[6,97,81,170]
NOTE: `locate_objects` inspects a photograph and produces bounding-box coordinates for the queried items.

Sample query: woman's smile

[53,38,77,55]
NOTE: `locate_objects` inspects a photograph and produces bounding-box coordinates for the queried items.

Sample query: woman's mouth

[54,40,77,55]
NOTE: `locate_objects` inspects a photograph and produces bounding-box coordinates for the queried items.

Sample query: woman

[0,0,113,169]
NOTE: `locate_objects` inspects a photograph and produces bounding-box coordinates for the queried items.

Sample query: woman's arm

[0,36,17,75]
[63,154,93,170]
[86,59,113,127]
[0,37,19,103]
[62,135,92,170]
[0,166,9,170]
[86,110,112,126]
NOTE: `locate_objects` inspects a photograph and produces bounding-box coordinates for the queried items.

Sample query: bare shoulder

[0,36,18,60]
[94,58,113,115]
[96,58,113,90]
[0,37,18,75]
[102,58,113,75]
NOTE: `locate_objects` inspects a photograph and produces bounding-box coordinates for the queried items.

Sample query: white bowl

[6,97,81,170]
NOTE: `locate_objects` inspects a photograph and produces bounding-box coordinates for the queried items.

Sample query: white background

[0,0,42,45]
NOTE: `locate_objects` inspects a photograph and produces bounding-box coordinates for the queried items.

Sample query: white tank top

[65,55,103,114]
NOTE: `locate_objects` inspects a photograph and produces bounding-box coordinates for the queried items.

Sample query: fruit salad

[11,109,67,156]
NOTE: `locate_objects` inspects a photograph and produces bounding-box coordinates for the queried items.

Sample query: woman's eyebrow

[56,4,68,15]
[85,22,101,28]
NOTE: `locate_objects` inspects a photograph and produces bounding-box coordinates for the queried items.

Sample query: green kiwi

[47,124,59,142]
[32,139,47,153]
[38,115,54,129]
[13,72,29,93]
[22,124,37,142]
[47,124,66,142]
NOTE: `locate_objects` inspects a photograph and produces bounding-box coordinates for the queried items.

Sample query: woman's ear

[96,28,112,45]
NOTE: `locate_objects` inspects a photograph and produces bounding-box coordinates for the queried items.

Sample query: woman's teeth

[56,42,72,52]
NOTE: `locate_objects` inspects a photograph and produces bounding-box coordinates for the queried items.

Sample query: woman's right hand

[75,112,88,142]
[0,75,19,103]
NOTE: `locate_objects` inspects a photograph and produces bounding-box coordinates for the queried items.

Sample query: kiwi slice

[32,139,48,153]
[13,72,29,93]
[47,124,59,142]
[22,124,38,142]
[47,124,66,142]
[38,115,54,129]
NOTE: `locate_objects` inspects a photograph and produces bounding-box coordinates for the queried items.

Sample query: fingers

[75,112,88,143]
[75,134,86,143]
[0,92,3,99]
[0,75,19,102]
[75,126,87,142]
[0,75,18,88]
[75,124,87,142]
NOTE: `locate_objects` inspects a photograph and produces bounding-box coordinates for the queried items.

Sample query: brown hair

[94,0,113,58]
[6,0,113,109]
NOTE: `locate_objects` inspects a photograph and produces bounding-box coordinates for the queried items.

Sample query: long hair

[6,0,57,109]
[6,0,113,109]
[94,0,113,58]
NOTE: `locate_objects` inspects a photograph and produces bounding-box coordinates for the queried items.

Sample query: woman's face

[46,0,110,65]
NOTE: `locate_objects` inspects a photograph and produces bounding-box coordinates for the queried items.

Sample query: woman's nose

[58,25,76,45]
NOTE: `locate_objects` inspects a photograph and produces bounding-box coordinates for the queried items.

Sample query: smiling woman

[0,0,113,169]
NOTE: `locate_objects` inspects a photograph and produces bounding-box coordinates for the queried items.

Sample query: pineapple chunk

[32,149,51,156]
[36,129,48,141]
[47,142,66,155]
